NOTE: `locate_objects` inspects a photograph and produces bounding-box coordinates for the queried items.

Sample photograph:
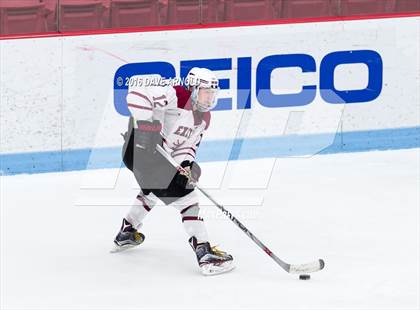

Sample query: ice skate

[189,236,234,276]
[111,218,145,253]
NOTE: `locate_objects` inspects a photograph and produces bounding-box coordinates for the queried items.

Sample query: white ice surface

[1,149,419,310]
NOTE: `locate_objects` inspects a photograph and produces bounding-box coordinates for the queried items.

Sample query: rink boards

[0,16,419,174]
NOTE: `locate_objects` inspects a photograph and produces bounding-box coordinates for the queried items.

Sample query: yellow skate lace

[133,231,143,242]
[211,245,226,257]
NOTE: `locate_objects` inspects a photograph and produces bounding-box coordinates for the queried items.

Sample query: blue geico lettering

[114,49,382,116]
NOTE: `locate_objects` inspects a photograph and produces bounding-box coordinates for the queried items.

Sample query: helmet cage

[186,68,219,112]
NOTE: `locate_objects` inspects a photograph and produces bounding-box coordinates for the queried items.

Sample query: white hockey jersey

[126,77,211,165]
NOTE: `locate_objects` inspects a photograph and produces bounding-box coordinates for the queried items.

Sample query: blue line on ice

[1,126,419,175]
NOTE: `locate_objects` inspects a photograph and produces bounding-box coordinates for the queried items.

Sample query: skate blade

[200,260,235,276]
[110,243,140,253]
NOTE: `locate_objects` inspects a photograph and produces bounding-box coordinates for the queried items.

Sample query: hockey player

[113,68,234,275]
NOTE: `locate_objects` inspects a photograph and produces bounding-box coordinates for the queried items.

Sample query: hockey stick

[156,144,325,274]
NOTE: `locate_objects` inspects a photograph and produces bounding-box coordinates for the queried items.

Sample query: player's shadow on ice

[109,246,196,276]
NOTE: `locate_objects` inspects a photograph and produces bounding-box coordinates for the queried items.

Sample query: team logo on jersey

[174,126,193,138]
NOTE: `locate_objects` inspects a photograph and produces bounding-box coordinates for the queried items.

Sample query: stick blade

[288,259,325,274]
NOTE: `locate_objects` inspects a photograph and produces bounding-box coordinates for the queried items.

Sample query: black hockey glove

[174,160,202,189]
[134,120,162,153]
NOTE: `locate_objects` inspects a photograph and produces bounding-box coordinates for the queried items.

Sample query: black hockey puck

[299,274,310,280]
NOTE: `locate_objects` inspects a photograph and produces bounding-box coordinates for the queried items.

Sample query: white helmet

[185,67,219,112]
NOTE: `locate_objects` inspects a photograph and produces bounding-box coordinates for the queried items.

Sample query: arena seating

[282,0,337,18]
[59,0,104,31]
[166,0,219,25]
[394,0,420,12]
[0,0,48,35]
[223,0,276,21]
[166,0,200,24]
[110,0,159,28]
[1,0,419,35]
[338,0,392,16]
[39,0,58,31]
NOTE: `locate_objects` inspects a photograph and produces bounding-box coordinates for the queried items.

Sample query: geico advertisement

[113,50,383,116]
